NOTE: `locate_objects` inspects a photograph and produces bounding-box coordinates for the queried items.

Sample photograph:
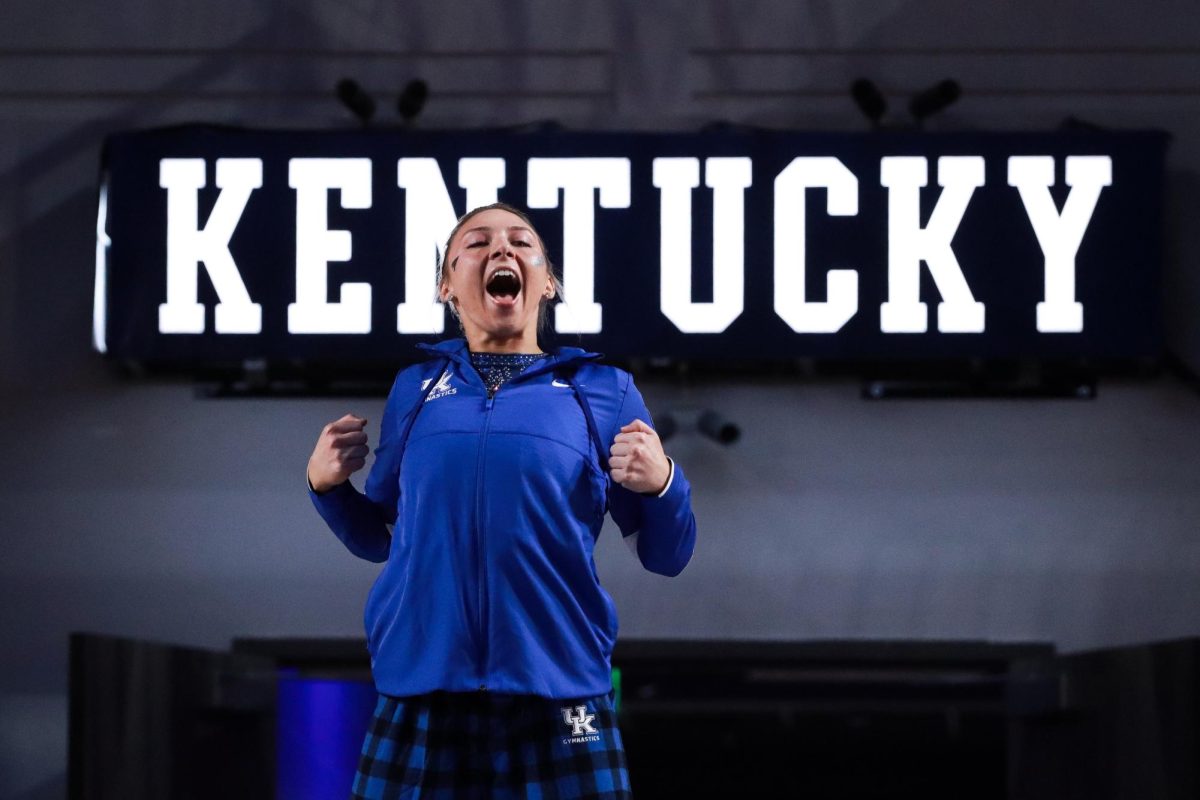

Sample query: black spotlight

[697,410,740,445]
[850,78,887,128]
[1059,115,1106,132]
[397,79,429,126]
[336,78,375,124]
[908,79,961,126]
[655,413,679,443]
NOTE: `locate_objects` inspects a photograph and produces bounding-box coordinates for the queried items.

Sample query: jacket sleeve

[307,369,411,563]
[606,372,697,577]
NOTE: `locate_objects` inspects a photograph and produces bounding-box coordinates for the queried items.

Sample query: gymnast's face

[439,208,555,347]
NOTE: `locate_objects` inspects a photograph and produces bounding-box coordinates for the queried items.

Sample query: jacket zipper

[473,367,547,691]
[413,347,604,692]
[463,354,597,692]
[474,388,496,691]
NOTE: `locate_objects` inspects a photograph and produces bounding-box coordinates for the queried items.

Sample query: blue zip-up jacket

[309,338,697,698]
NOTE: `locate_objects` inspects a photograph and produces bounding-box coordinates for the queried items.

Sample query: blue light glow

[276,678,376,799]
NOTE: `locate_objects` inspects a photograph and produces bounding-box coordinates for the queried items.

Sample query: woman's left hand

[609,419,671,495]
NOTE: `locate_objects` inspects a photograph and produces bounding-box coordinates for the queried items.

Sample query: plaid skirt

[351,689,632,799]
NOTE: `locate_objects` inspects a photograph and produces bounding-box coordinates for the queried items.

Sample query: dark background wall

[2,2,1199,797]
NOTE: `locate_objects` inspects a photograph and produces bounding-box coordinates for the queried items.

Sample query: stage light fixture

[651,408,739,446]
[335,78,375,125]
[655,413,679,443]
[397,79,429,126]
[908,79,961,125]
[850,78,887,128]
[697,410,740,445]
[1059,116,1106,132]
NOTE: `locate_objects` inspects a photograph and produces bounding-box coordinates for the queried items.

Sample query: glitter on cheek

[530,255,545,267]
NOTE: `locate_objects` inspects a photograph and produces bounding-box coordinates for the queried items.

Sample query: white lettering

[527,158,631,333]
[773,157,860,333]
[158,158,262,333]
[879,156,986,333]
[1008,155,1111,333]
[144,151,1122,343]
[653,157,751,333]
[396,158,505,333]
[287,158,372,333]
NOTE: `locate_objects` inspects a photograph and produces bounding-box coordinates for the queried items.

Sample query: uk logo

[421,370,457,402]
[561,705,600,744]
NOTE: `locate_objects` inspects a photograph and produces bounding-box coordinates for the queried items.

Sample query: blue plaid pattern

[351,690,632,799]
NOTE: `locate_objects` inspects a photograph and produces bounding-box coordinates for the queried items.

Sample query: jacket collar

[415,338,602,379]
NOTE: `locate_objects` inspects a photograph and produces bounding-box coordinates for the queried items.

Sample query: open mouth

[486,268,522,303]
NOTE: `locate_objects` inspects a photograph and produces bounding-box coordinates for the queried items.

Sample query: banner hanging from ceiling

[94,125,1167,367]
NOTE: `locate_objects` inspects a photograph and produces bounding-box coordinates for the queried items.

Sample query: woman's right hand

[307,414,370,493]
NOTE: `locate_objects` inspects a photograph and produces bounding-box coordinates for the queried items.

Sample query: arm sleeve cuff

[308,475,351,496]
[641,457,675,498]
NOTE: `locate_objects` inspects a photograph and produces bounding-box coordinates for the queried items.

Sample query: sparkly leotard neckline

[469,351,549,397]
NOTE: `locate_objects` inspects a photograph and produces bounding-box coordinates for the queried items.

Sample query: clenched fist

[608,418,671,495]
[307,413,370,493]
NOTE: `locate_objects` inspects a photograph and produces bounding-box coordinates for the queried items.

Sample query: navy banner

[94,126,1167,367]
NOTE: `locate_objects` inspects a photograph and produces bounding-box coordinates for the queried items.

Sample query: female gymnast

[307,202,697,799]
